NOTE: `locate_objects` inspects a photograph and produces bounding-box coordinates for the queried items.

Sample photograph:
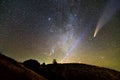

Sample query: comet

[94,0,120,38]
[94,24,100,38]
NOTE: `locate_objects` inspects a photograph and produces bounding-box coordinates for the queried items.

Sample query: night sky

[0,0,120,70]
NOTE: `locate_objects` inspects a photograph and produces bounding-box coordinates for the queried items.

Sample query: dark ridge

[23,59,120,80]
[0,53,46,80]
[1,53,120,80]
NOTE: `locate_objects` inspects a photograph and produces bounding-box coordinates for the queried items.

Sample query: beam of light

[61,32,85,63]
[60,13,98,63]
[60,24,92,63]
[94,0,120,38]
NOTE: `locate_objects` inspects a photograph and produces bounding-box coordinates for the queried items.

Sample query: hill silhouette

[0,53,120,80]
[0,53,46,80]
[23,59,120,80]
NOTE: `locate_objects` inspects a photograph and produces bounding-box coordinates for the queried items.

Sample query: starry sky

[0,0,120,70]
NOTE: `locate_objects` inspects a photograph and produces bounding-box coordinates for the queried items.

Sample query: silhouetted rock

[52,59,57,64]
[0,53,46,80]
[23,59,40,72]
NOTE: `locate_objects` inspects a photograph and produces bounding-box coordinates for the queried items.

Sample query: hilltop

[0,54,46,80]
[0,53,120,80]
[23,59,120,80]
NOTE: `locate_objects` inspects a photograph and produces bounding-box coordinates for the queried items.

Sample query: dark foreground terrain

[0,54,46,80]
[0,54,120,80]
[23,59,120,80]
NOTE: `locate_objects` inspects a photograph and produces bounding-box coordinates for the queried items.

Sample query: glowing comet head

[94,24,101,38]
[94,31,97,38]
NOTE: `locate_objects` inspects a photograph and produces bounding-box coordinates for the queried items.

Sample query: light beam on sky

[61,32,85,63]
[61,13,98,63]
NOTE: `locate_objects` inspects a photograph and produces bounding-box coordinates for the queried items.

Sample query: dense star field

[0,0,120,70]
